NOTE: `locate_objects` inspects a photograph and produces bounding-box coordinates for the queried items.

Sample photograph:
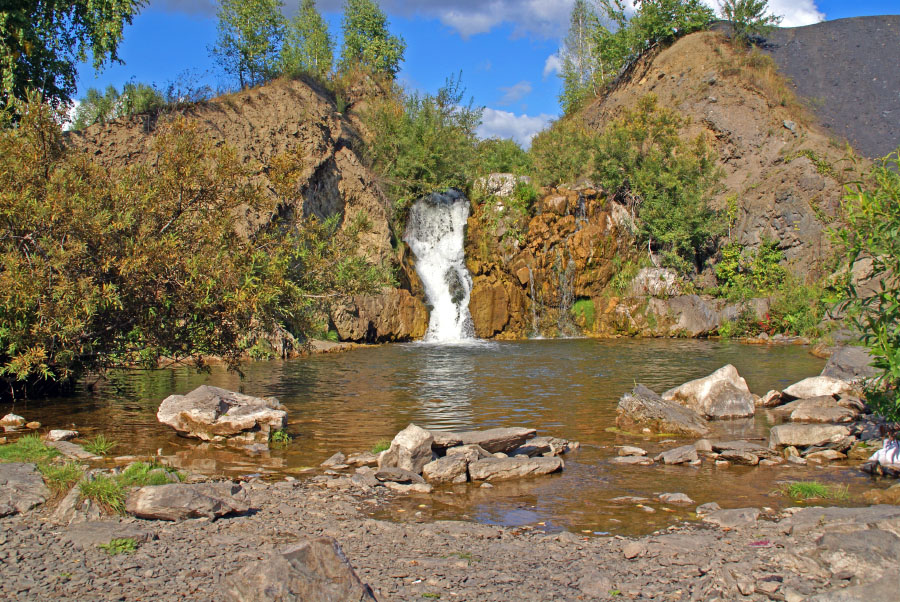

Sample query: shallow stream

[16,339,882,535]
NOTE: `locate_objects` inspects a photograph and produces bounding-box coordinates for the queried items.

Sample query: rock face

[377,424,434,474]
[821,346,878,381]
[126,482,251,521]
[422,456,468,484]
[473,173,532,198]
[157,386,287,443]
[628,268,680,298]
[432,428,536,454]
[223,538,376,602]
[769,424,851,449]
[782,376,856,400]
[662,365,755,420]
[331,289,428,343]
[468,457,563,482]
[0,463,49,516]
[616,385,710,436]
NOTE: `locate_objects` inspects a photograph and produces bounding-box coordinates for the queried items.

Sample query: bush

[474,138,532,175]
[840,149,900,421]
[71,82,166,130]
[715,240,787,297]
[593,96,723,272]
[529,116,595,187]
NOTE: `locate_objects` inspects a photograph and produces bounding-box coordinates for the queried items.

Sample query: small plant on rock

[98,538,137,556]
[270,429,292,445]
[38,462,84,495]
[83,435,117,456]
[782,481,848,501]
[371,439,391,454]
[79,475,127,514]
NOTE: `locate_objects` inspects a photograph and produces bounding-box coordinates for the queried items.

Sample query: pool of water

[14,339,881,535]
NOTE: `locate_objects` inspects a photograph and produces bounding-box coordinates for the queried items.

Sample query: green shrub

[0,434,59,463]
[118,461,182,487]
[529,117,595,187]
[98,538,137,555]
[38,462,84,494]
[571,298,596,330]
[79,475,126,514]
[270,429,292,444]
[782,481,848,501]
[508,181,539,216]
[83,435,117,456]
[715,240,787,298]
[474,138,532,175]
[71,82,166,130]
[766,278,829,337]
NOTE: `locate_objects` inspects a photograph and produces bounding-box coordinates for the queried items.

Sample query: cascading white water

[404,189,475,342]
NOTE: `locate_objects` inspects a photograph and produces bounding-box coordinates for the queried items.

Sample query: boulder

[444,444,491,463]
[655,445,699,465]
[757,390,784,407]
[320,453,347,468]
[658,492,693,504]
[790,402,858,424]
[474,173,532,198]
[806,449,847,463]
[468,457,562,481]
[432,427,536,454]
[0,463,49,516]
[615,385,710,437]
[157,386,287,443]
[45,430,79,442]
[782,376,857,400]
[377,424,434,475]
[331,289,428,343]
[510,436,572,457]
[821,345,878,382]
[702,507,760,529]
[422,456,468,484]
[617,446,648,456]
[610,455,653,465]
[719,450,759,465]
[662,365,755,420]
[345,452,378,467]
[646,295,720,337]
[0,413,25,427]
[223,538,376,602]
[125,482,251,521]
[711,440,780,460]
[769,424,851,449]
[374,467,426,484]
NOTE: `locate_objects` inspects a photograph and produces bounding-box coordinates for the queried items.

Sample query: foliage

[83,434,117,456]
[364,74,482,220]
[98,538,137,555]
[371,439,391,453]
[211,0,285,89]
[474,138,532,175]
[0,0,144,114]
[840,149,900,421]
[79,474,126,513]
[340,0,406,78]
[281,0,334,78]
[559,0,601,115]
[529,116,595,187]
[0,98,389,396]
[719,0,782,44]
[270,429,292,444]
[0,434,59,463]
[782,481,848,501]
[38,461,83,494]
[593,96,722,272]
[117,461,182,486]
[70,81,165,130]
[571,298,596,330]
[715,241,787,297]
[593,0,715,88]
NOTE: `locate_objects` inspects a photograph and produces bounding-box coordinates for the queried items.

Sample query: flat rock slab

[223,537,376,602]
[821,345,878,382]
[655,445,699,465]
[782,376,857,400]
[62,521,157,550]
[46,430,78,442]
[157,385,287,443]
[611,455,653,465]
[374,467,425,484]
[809,572,900,602]
[0,463,49,515]
[47,440,100,460]
[126,482,251,521]
[469,456,562,481]
[780,505,900,535]
[434,428,536,454]
[769,424,851,449]
[616,385,710,437]
[702,508,760,529]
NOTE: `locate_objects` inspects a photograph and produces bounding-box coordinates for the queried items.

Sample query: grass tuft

[79,475,127,514]
[118,461,182,487]
[83,434,117,456]
[270,429,292,445]
[98,538,137,555]
[0,434,59,463]
[38,462,84,495]
[782,481,849,501]
[371,439,391,454]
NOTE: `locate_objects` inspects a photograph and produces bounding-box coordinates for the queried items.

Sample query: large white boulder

[377,424,434,475]
[782,376,857,400]
[663,365,755,419]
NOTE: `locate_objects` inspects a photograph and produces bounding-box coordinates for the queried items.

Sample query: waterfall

[404,189,475,342]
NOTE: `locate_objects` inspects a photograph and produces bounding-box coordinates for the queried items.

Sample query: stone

[383,482,432,494]
[0,413,25,427]
[610,455,653,465]
[695,502,721,516]
[0,463,49,515]
[617,445,647,456]
[331,289,428,343]
[805,449,847,463]
[444,444,491,463]
[662,364,755,420]
[474,173,532,198]
[628,267,680,298]
[769,424,851,449]
[787,455,807,465]
[712,440,779,459]
[378,424,434,475]
[374,467,426,484]
[719,450,759,465]
[223,537,376,602]
[703,508,760,529]
[61,521,157,550]
[861,484,900,505]
[782,376,856,400]
[432,427,536,454]
[47,440,100,460]
[658,492,693,504]
[422,455,468,484]
[821,345,878,382]
[25,421,41,429]
[511,436,571,457]
[320,452,347,468]
[808,572,900,602]
[157,385,287,443]
[126,482,251,521]
[693,439,713,453]
[774,396,859,423]
[655,445,699,465]
[623,542,644,559]
[758,390,784,407]
[345,452,378,467]
[468,456,563,481]
[45,430,78,442]
[616,384,710,437]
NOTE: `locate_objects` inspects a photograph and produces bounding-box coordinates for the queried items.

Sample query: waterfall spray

[404,190,475,342]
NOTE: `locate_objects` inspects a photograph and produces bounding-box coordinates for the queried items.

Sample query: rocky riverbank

[2,472,899,601]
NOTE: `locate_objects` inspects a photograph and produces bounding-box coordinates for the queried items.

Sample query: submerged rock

[655,445,699,465]
[374,467,426,485]
[662,365,755,420]
[126,482,251,521]
[157,386,287,443]
[468,457,562,481]
[223,537,376,602]
[0,463,49,516]
[377,424,434,475]
[433,427,536,454]
[616,384,710,437]
[702,507,760,529]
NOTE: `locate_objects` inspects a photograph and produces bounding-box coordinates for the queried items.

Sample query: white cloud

[497,80,533,105]
[543,53,562,78]
[477,108,554,147]
[62,100,80,132]
[701,0,824,27]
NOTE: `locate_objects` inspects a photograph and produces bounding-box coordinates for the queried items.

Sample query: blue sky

[75,0,897,145]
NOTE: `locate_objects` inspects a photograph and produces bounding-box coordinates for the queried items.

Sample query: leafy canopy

[719,0,783,44]
[840,149,900,421]
[281,0,334,78]
[211,0,285,88]
[559,0,601,115]
[0,0,144,113]
[70,81,165,130]
[340,0,405,77]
